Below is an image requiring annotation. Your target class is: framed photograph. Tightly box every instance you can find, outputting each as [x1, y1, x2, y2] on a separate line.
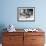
[17, 7, 35, 22]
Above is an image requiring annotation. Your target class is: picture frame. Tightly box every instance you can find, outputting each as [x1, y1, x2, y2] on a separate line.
[17, 7, 35, 22]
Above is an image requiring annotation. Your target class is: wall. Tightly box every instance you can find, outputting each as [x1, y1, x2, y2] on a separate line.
[0, 0, 46, 44]
[0, 0, 46, 30]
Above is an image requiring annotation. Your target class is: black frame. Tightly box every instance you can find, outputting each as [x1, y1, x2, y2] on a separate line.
[17, 7, 35, 22]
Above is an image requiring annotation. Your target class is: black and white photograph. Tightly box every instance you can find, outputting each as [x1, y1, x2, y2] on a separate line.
[17, 7, 35, 21]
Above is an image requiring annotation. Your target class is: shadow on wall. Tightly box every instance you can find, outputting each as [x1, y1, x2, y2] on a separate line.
[0, 24, 7, 43]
